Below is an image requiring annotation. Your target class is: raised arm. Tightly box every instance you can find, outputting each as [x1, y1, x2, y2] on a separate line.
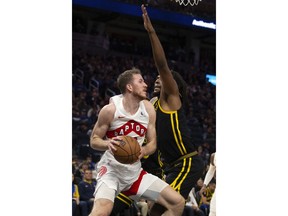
[141, 4, 180, 106]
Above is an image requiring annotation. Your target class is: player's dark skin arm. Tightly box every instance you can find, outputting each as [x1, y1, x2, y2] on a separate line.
[142, 4, 181, 111]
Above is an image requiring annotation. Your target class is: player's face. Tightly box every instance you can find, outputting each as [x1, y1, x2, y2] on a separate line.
[131, 74, 148, 99]
[153, 75, 162, 94]
[197, 178, 203, 187]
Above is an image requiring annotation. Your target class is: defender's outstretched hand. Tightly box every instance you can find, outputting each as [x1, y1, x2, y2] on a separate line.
[141, 4, 155, 33]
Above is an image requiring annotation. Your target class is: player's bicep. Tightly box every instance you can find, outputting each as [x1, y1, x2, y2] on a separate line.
[161, 71, 179, 95]
[91, 105, 114, 139]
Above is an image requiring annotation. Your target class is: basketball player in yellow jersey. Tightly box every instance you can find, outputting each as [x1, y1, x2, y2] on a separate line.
[142, 4, 205, 214]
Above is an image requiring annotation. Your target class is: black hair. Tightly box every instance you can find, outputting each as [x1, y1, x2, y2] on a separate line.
[171, 70, 188, 107]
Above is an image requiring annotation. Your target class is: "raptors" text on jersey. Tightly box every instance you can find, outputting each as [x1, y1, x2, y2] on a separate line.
[106, 120, 147, 138]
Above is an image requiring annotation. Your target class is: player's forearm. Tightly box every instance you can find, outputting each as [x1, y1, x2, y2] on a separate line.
[148, 31, 170, 73]
[142, 141, 156, 156]
[203, 164, 216, 186]
[90, 134, 109, 151]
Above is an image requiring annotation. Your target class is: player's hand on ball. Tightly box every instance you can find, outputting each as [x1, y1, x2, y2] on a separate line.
[107, 136, 123, 152]
[138, 147, 147, 160]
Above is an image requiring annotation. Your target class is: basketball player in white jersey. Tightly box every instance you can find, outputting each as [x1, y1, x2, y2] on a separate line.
[89, 68, 185, 216]
[200, 152, 216, 216]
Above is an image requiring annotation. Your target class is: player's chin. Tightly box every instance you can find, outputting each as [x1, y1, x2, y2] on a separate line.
[154, 87, 160, 93]
[140, 91, 148, 99]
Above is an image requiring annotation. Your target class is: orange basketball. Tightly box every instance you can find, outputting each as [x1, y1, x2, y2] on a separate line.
[112, 135, 141, 164]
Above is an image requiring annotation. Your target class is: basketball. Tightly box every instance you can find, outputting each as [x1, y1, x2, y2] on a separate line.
[112, 135, 141, 164]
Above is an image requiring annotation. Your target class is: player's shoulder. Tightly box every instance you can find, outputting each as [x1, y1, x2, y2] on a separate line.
[99, 101, 116, 115]
[150, 96, 158, 105]
[142, 99, 155, 110]
[142, 99, 156, 118]
[109, 94, 123, 104]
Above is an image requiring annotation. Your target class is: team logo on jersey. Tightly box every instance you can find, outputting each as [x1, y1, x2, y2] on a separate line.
[139, 112, 147, 118]
[106, 120, 147, 137]
[98, 165, 107, 177]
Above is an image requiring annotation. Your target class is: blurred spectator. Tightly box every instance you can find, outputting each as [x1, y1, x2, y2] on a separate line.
[197, 145, 210, 166]
[78, 169, 97, 216]
[198, 181, 216, 216]
[84, 155, 96, 170]
[194, 178, 204, 194]
[136, 199, 148, 216]
[72, 155, 81, 175]
[74, 161, 90, 183]
[73, 174, 88, 216]
[185, 186, 205, 216]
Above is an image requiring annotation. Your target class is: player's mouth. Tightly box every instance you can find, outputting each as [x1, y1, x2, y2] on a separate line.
[154, 84, 161, 91]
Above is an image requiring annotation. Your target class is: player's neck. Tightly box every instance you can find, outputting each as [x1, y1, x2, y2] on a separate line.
[122, 96, 140, 115]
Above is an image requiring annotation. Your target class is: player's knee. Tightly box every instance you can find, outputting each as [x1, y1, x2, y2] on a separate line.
[165, 191, 185, 213]
[167, 194, 185, 215]
[162, 187, 185, 208]
[174, 195, 185, 209]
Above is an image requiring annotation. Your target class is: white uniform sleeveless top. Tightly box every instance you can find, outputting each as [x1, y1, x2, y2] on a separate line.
[96, 95, 149, 192]
[106, 94, 148, 144]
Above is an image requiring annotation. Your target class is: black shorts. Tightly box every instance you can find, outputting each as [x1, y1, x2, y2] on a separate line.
[164, 155, 205, 199]
[111, 193, 133, 216]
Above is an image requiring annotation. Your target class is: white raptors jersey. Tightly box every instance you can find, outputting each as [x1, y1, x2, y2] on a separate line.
[96, 95, 149, 193]
[106, 94, 148, 144]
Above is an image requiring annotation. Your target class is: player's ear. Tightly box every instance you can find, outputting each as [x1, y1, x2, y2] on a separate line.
[127, 84, 133, 92]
